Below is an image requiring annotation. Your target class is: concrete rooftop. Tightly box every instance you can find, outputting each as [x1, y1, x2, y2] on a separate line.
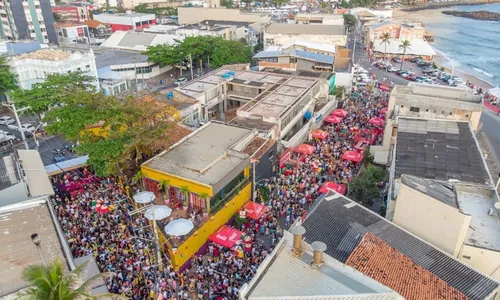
[144, 122, 252, 188]
[0, 201, 68, 296]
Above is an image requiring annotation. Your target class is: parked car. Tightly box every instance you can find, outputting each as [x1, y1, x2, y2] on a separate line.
[392, 57, 402, 63]
[53, 153, 66, 163]
[174, 78, 188, 86]
[387, 66, 398, 72]
[0, 116, 15, 125]
[9, 123, 35, 133]
[451, 76, 463, 83]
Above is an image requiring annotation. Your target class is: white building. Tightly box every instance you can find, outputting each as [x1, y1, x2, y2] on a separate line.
[100, 31, 181, 52]
[264, 23, 347, 49]
[8, 49, 99, 90]
[55, 23, 91, 45]
[93, 12, 156, 32]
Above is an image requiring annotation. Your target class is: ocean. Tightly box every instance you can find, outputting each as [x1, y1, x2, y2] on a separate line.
[425, 3, 500, 88]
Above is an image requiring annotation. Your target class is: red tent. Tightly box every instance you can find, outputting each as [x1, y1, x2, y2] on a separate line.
[209, 225, 244, 248]
[294, 144, 315, 155]
[342, 150, 363, 163]
[380, 107, 388, 115]
[368, 117, 385, 127]
[244, 201, 269, 220]
[332, 109, 348, 117]
[319, 182, 347, 194]
[311, 129, 328, 140]
[324, 115, 343, 124]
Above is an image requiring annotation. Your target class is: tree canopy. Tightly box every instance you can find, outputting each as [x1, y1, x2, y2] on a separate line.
[0, 56, 17, 96]
[343, 14, 357, 30]
[348, 165, 386, 207]
[11, 73, 174, 177]
[144, 36, 252, 71]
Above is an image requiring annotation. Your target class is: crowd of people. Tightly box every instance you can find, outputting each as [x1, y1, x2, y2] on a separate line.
[50, 87, 388, 299]
[259, 88, 388, 226]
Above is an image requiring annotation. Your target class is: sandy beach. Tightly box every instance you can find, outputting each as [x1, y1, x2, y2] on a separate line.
[392, 8, 494, 90]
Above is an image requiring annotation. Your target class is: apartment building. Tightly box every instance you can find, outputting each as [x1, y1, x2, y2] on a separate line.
[0, 0, 57, 43]
[52, 5, 89, 23]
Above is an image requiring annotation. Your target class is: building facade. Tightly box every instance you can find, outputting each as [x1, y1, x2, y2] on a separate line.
[55, 23, 90, 44]
[93, 12, 156, 32]
[0, 0, 57, 44]
[84, 20, 112, 40]
[8, 48, 98, 90]
[264, 23, 347, 49]
[294, 13, 344, 25]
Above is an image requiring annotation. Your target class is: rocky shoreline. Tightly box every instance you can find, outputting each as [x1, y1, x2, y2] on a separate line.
[402, 0, 500, 11]
[442, 10, 500, 20]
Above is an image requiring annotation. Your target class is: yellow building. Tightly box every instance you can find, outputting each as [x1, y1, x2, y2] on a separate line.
[141, 121, 257, 269]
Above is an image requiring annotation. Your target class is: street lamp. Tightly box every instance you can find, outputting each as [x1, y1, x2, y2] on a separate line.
[31, 233, 46, 266]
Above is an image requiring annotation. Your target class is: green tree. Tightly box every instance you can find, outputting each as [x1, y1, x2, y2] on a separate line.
[11, 72, 96, 113]
[339, 0, 352, 8]
[398, 40, 411, 69]
[380, 32, 391, 71]
[133, 170, 144, 189]
[0, 56, 17, 96]
[253, 42, 263, 53]
[16, 259, 117, 300]
[348, 176, 379, 207]
[210, 38, 252, 68]
[272, 0, 289, 6]
[343, 14, 357, 31]
[221, 0, 235, 7]
[363, 165, 386, 182]
[143, 43, 185, 77]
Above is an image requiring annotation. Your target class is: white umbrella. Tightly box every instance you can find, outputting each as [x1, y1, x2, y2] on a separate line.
[164, 219, 194, 237]
[133, 191, 156, 204]
[144, 205, 172, 220]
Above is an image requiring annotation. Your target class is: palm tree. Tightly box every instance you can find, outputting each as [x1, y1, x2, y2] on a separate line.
[180, 185, 190, 207]
[17, 259, 118, 300]
[380, 33, 391, 71]
[199, 192, 209, 213]
[398, 40, 412, 70]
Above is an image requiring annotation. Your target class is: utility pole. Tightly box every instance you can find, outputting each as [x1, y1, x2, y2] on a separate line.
[189, 54, 194, 81]
[133, 58, 138, 91]
[252, 161, 256, 200]
[4, 98, 29, 150]
[352, 35, 356, 64]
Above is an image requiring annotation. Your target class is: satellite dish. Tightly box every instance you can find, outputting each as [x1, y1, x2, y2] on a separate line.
[494, 202, 500, 210]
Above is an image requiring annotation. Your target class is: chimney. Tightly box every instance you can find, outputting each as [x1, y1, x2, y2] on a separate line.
[290, 225, 306, 256]
[311, 241, 327, 268]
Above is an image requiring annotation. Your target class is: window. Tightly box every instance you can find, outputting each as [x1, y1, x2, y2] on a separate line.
[449, 112, 452, 115]
[400, 105, 404, 108]
[409, 107, 420, 113]
[425, 109, 429, 112]
[465, 114, 469, 118]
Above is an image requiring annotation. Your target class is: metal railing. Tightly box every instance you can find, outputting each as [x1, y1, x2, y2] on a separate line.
[210, 177, 251, 215]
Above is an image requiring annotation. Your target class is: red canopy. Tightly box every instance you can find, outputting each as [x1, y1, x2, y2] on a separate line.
[294, 144, 315, 155]
[342, 150, 363, 163]
[244, 201, 269, 220]
[324, 115, 343, 124]
[311, 129, 328, 140]
[209, 225, 244, 248]
[332, 109, 348, 117]
[368, 117, 385, 127]
[319, 182, 347, 195]
[380, 107, 388, 115]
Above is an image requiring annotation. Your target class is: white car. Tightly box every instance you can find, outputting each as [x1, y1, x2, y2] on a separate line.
[9, 123, 35, 133]
[0, 116, 15, 125]
[174, 78, 188, 86]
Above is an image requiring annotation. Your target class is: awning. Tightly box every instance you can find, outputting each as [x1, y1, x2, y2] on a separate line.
[209, 225, 244, 248]
[342, 151, 363, 163]
[311, 129, 328, 140]
[45, 155, 89, 176]
[244, 201, 269, 220]
[324, 115, 343, 124]
[18, 150, 54, 196]
[294, 144, 315, 155]
[332, 109, 348, 117]
[319, 182, 347, 194]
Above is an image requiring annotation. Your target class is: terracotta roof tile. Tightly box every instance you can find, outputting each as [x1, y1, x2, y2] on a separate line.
[84, 19, 108, 29]
[346, 233, 469, 300]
